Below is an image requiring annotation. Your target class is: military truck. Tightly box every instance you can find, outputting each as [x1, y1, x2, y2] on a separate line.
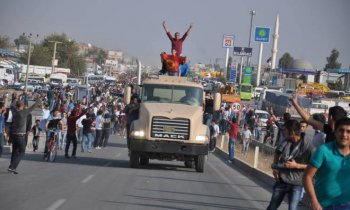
[125, 75, 220, 172]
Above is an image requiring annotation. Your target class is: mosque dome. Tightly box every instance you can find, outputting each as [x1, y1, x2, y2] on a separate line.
[291, 59, 314, 70]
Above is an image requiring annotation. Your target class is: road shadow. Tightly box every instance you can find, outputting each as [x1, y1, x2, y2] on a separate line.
[106, 142, 127, 148]
[123, 194, 264, 210]
[3, 153, 130, 169]
[135, 188, 269, 203]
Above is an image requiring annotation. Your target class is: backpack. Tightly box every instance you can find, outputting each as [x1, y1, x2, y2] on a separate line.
[226, 123, 232, 134]
[209, 125, 215, 137]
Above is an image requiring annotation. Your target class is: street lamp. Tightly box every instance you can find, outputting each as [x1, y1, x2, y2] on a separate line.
[49, 41, 62, 74]
[23, 33, 39, 93]
[247, 10, 256, 66]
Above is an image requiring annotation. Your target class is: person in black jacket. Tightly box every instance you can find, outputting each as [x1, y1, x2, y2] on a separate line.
[8, 96, 42, 174]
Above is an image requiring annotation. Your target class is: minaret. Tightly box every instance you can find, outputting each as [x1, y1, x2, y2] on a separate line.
[271, 14, 280, 70]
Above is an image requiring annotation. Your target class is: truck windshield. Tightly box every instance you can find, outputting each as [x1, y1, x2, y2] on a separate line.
[142, 84, 203, 106]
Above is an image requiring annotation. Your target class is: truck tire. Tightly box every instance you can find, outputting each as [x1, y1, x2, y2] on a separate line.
[195, 155, 205, 172]
[130, 151, 140, 168]
[184, 160, 194, 168]
[140, 156, 149, 165]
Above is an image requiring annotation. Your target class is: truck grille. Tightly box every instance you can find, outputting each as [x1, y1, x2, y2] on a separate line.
[151, 116, 190, 140]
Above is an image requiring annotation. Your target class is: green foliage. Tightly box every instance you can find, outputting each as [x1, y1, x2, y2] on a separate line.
[333, 79, 344, 91]
[14, 35, 30, 48]
[324, 49, 341, 70]
[0, 35, 11, 48]
[278, 52, 294, 69]
[87, 48, 107, 66]
[31, 44, 51, 66]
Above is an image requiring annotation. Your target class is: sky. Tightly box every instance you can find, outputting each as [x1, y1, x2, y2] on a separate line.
[1, 0, 349, 69]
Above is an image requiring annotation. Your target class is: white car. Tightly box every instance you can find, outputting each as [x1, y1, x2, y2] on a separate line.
[254, 110, 271, 127]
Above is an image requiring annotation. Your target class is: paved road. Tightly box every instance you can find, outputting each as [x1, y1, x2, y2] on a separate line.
[0, 130, 294, 210]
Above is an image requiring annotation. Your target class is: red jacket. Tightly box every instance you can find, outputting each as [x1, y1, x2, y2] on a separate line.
[160, 53, 186, 72]
[227, 121, 239, 139]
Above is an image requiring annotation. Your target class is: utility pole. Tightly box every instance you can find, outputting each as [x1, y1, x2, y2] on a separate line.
[247, 10, 256, 66]
[49, 41, 63, 74]
[24, 33, 39, 93]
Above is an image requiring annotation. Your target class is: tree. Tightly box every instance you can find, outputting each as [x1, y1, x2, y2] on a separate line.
[333, 77, 344, 91]
[278, 52, 294, 69]
[0, 35, 11, 48]
[14, 35, 30, 48]
[324, 49, 341, 70]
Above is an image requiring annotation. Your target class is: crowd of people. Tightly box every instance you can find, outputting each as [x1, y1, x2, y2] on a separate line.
[204, 91, 349, 209]
[0, 81, 134, 174]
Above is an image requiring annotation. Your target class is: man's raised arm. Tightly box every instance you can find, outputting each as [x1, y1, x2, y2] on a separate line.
[291, 94, 324, 131]
[182, 23, 193, 40]
[162, 21, 169, 33]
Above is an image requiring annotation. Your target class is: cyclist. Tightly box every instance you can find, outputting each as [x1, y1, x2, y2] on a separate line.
[44, 110, 63, 159]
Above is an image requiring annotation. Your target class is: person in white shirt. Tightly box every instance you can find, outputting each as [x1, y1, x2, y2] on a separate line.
[94, 110, 104, 149]
[241, 124, 252, 156]
[209, 120, 220, 152]
[76, 114, 86, 143]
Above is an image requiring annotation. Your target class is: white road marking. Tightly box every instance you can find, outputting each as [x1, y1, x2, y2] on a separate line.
[81, 174, 95, 183]
[46, 199, 66, 210]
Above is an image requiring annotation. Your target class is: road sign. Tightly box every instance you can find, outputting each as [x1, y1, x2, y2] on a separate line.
[229, 67, 236, 82]
[255, 27, 270, 42]
[231, 102, 242, 113]
[233, 47, 252, 56]
[222, 35, 234, 48]
[244, 66, 252, 75]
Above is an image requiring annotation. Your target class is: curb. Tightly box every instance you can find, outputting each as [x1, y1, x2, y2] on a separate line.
[214, 146, 275, 187]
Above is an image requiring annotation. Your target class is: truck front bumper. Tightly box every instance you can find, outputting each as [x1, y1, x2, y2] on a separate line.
[130, 139, 208, 156]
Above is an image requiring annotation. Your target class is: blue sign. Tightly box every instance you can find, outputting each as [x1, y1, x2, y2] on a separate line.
[255, 27, 270, 43]
[233, 47, 252, 57]
[229, 68, 236, 82]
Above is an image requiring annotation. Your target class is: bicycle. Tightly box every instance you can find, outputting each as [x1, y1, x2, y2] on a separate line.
[45, 129, 59, 162]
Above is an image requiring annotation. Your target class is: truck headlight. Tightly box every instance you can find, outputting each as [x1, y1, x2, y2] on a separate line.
[195, 135, 208, 142]
[132, 130, 145, 138]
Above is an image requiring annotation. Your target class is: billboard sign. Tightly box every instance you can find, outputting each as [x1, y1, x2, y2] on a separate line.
[222, 35, 234, 48]
[233, 47, 252, 57]
[255, 27, 270, 43]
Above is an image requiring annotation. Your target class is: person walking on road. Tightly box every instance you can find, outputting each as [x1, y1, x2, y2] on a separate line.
[8, 96, 42, 174]
[100, 112, 111, 148]
[303, 117, 350, 210]
[209, 120, 219, 152]
[241, 124, 252, 156]
[226, 117, 239, 163]
[267, 120, 313, 210]
[31, 119, 41, 152]
[94, 110, 104, 149]
[81, 113, 95, 153]
[0, 102, 5, 157]
[65, 108, 87, 159]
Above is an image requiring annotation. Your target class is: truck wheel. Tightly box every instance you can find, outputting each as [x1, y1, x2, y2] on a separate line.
[184, 160, 194, 168]
[130, 151, 140, 168]
[195, 155, 205, 172]
[140, 156, 149, 165]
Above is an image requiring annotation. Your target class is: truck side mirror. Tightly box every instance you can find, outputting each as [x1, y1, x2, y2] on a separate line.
[124, 86, 131, 105]
[213, 92, 221, 111]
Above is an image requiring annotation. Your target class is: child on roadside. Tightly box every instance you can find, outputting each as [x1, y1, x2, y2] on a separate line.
[209, 120, 219, 152]
[31, 119, 41, 152]
[241, 124, 252, 156]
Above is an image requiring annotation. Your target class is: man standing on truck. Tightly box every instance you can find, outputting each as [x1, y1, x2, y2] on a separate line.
[162, 21, 193, 56]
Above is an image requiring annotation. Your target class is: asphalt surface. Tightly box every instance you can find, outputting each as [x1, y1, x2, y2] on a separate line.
[0, 130, 296, 210]
[0, 101, 295, 210]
